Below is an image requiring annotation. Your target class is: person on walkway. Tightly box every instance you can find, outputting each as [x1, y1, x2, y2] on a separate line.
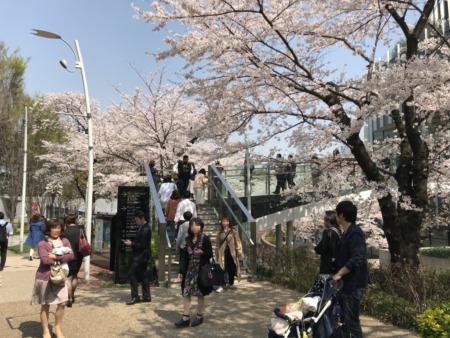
[174, 190, 197, 226]
[149, 159, 161, 188]
[30, 218, 74, 338]
[176, 211, 193, 293]
[188, 163, 197, 199]
[215, 217, 244, 292]
[273, 154, 288, 194]
[177, 155, 195, 196]
[287, 154, 297, 188]
[174, 217, 213, 328]
[193, 168, 208, 211]
[158, 175, 178, 210]
[25, 214, 45, 261]
[0, 211, 13, 271]
[243, 157, 255, 190]
[313, 210, 342, 277]
[311, 154, 321, 188]
[165, 190, 181, 243]
[332, 201, 369, 338]
[61, 214, 83, 307]
[124, 210, 152, 305]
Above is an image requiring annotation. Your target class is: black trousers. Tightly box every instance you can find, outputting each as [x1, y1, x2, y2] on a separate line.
[224, 246, 237, 286]
[274, 179, 287, 194]
[179, 178, 190, 195]
[0, 240, 8, 269]
[128, 261, 150, 300]
[179, 249, 189, 294]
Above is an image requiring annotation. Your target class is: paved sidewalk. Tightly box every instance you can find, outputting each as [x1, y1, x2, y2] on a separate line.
[0, 252, 419, 338]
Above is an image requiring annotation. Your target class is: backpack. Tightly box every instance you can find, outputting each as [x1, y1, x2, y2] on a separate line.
[0, 222, 9, 242]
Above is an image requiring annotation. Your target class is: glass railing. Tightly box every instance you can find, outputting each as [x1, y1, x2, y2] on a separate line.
[215, 161, 366, 199]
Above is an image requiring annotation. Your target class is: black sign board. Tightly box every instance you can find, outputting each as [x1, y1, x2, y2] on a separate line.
[114, 186, 150, 283]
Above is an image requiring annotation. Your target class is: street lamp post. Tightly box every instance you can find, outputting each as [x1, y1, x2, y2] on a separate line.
[32, 29, 94, 281]
[19, 106, 28, 253]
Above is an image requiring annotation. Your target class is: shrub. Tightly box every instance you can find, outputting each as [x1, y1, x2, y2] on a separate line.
[419, 247, 450, 259]
[417, 303, 450, 338]
[361, 283, 418, 330]
[256, 244, 319, 292]
[362, 264, 450, 330]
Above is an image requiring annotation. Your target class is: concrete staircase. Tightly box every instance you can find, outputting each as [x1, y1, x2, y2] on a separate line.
[161, 203, 220, 288]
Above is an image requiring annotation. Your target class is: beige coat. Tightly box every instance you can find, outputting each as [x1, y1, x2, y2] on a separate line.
[215, 228, 244, 282]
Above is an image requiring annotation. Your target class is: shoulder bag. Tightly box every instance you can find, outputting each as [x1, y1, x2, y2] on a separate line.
[198, 258, 225, 288]
[79, 228, 92, 257]
[50, 261, 67, 286]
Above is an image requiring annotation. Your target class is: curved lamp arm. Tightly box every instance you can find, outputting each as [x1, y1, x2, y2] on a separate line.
[31, 29, 78, 72]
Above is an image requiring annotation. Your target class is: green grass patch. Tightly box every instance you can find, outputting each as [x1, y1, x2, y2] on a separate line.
[8, 244, 32, 254]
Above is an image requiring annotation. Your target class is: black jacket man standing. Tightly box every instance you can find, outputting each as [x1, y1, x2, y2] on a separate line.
[124, 210, 152, 305]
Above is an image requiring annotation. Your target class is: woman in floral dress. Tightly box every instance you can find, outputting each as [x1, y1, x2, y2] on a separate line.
[174, 217, 212, 328]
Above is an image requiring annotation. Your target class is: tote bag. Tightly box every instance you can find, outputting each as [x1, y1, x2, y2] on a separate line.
[50, 262, 67, 286]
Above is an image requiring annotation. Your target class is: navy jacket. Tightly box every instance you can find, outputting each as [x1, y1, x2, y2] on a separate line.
[335, 223, 368, 291]
[131, 222, 152, 263]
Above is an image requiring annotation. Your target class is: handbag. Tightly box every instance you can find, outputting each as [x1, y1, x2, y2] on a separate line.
[198, 259, 225, 288]
[50, 261, 67, 286]
[79, 229, 92, 257]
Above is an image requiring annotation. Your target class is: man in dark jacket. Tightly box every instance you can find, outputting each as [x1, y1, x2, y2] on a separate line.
[124, 210, 152, 305]
[177, 155, 194, 196]
[332, 201, 368, 338]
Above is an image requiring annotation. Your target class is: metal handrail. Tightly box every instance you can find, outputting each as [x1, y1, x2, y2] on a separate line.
[143, 161, 171, 288]
[210, 165, 256, 224]
[208, 170, 255, 245]
[209, 164, 257, 281]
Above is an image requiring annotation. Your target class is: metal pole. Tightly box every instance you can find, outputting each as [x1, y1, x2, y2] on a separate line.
[19, 106, 28, 253]
[75, 40, 94, 281]
[245, 148, 251, 214]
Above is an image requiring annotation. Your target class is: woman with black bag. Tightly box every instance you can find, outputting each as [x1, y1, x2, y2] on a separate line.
[215, 217, 244, 292]
[174, 217, 212, 328]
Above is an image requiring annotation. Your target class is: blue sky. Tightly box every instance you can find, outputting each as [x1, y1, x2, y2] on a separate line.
[1, 0, 375, 157]
[1, 0, 171, 109]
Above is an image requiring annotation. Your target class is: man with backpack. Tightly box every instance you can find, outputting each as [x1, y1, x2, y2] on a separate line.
[0, 211, 14, 271]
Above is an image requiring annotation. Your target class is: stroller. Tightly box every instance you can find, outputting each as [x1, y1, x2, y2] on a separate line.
[268, 278, 343, 338]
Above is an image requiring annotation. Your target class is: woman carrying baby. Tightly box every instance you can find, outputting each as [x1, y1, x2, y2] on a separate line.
[31, 219, 74, 338]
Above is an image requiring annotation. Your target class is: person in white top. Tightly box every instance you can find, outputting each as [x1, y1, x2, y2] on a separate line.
[193, 168, 208, 211]
[174, 191, 197, 223]
[158, 175, 178, 210]
[0, 211, 13, 271]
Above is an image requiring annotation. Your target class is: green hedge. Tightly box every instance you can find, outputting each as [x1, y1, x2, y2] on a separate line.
[419, 247, 450, 259]
[256, 244, 319, 292]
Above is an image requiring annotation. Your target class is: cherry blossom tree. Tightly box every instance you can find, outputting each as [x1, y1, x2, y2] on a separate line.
[100, 67, 206, 171]
[36, 92, 101, 202]
[135, 0, 450, 265]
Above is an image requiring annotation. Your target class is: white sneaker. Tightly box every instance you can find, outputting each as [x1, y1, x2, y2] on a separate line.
[215, 286, 224, 293]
